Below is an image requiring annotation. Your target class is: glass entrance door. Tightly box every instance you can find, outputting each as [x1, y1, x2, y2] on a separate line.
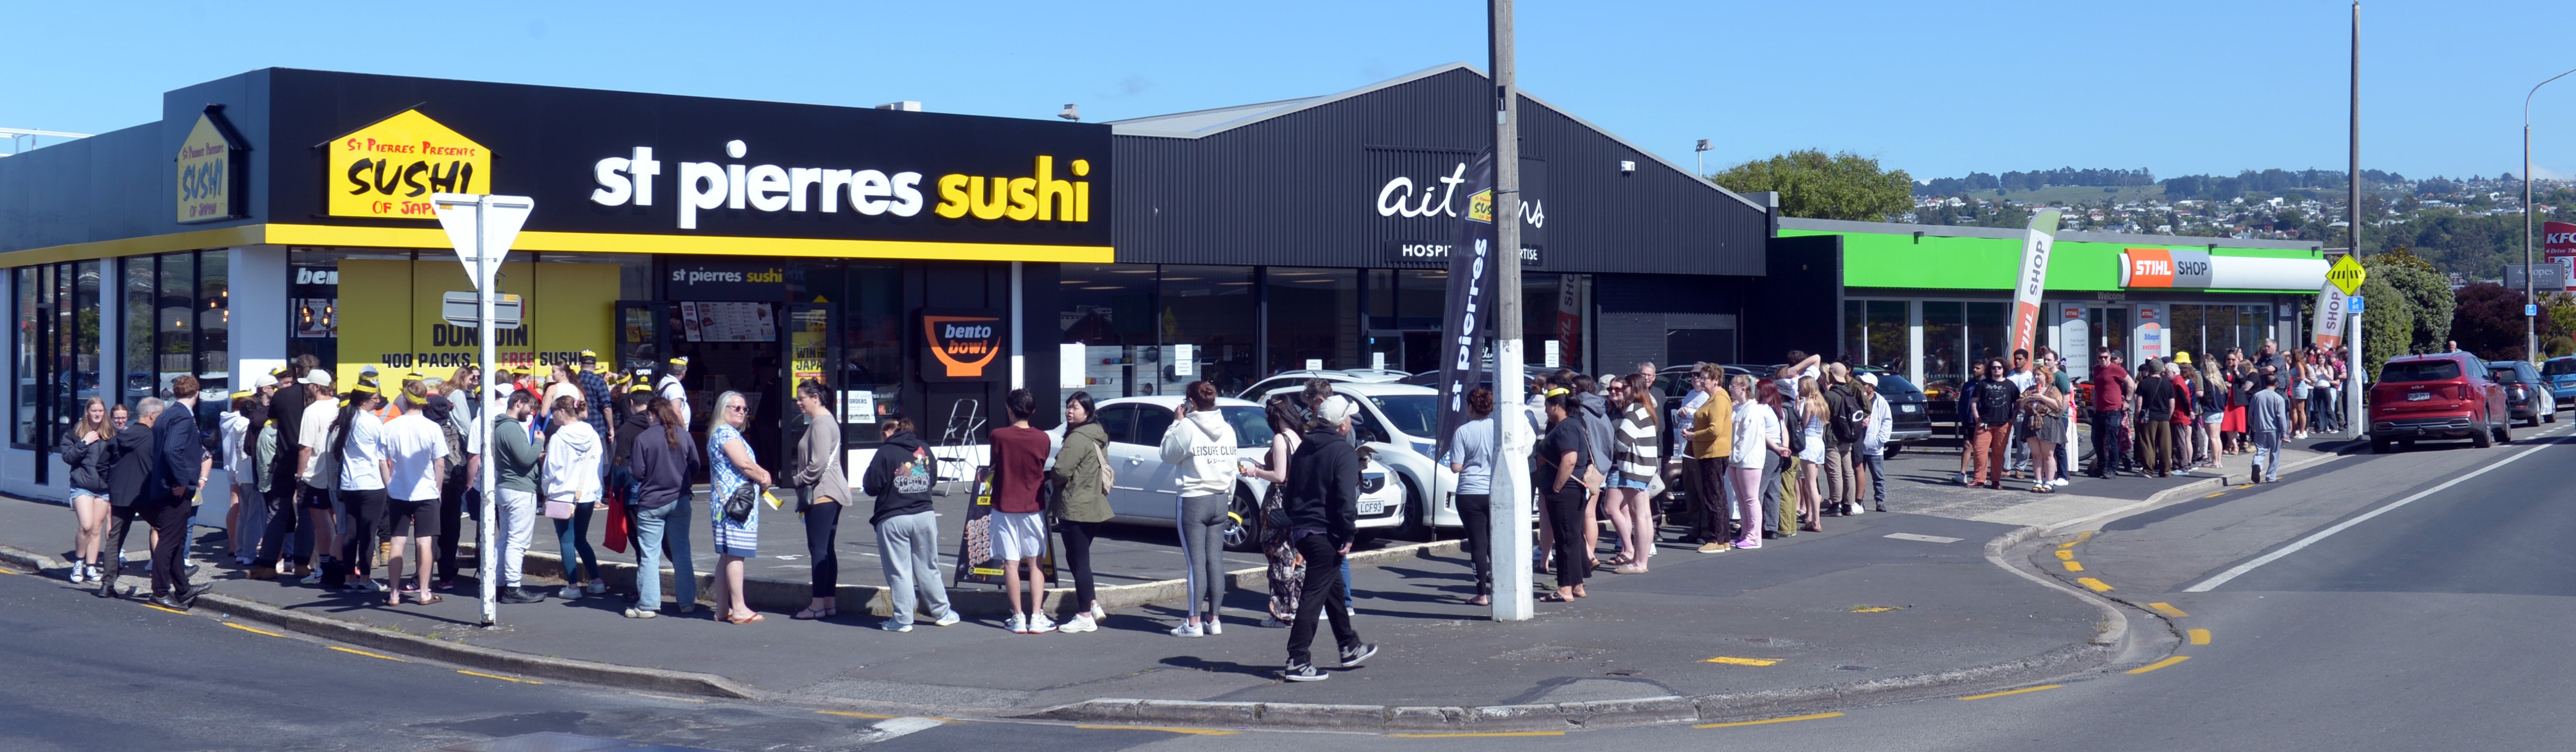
[615, 301, 671, 379]
[2085, 306, 2130, 365]
[781, 302, 840, 463]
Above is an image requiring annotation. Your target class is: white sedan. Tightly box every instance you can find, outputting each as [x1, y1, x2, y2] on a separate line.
[1092, 396, 1406, 550]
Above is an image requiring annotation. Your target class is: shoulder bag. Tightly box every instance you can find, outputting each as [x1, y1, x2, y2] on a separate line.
[721, 482, 759, 525]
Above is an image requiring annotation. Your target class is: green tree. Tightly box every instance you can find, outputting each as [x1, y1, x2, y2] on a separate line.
[2356, 274, 2414, 383]
[2364, 247, 2455, 355]
[1712, 149, 1914, 222]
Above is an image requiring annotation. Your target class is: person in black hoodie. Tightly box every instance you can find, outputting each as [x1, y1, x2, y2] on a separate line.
[97, 399, 161, 599]
[861, 417, 956, 632]
[1279, 394, 1379, 682]
[59, 397, 114, 585]
[623, 396, 700, 618]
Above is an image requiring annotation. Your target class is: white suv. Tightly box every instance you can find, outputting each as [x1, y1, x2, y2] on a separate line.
[1092, 395, 1405, 550]
[1255, 381, 1462, 538]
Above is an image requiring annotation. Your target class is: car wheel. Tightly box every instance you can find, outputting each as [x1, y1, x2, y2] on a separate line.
[1391, 476, 1430, 541]
[2548, 410, 2558, 424]
[2495, 421, 2513, 446]
[1221, 489, 1260, 553]
[2473, 419, 2494, 448]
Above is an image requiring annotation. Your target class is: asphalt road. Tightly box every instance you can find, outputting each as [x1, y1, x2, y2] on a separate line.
[14, 413, 2571, 751]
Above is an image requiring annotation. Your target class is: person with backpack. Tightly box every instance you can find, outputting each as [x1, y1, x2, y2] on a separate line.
[1161, 380, 1241, 637]
[1280, 394, 1379, 682]
[1050, 391, 1112, 634]
[1824, 364, 1866, 515]
[861, 415, 954, 631]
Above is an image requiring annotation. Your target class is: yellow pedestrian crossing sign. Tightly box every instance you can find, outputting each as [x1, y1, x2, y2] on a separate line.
[2326, 255, 2368, 296]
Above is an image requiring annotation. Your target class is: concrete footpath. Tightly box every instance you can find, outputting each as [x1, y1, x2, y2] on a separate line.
[0, 487, 2117, 732]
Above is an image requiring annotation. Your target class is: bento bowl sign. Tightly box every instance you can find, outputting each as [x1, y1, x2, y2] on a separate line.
[921, 311, 1007, 382]
[327, 109, 491, 219]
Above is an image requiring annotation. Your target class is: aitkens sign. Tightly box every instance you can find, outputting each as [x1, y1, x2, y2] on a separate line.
[921, 309, 1007, 382]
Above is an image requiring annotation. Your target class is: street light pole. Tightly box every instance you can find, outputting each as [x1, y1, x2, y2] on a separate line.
[2525, 67, 2576, 362]
[2346, 1, 2364, 437]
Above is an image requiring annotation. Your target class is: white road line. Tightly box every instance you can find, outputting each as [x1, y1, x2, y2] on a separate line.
[2183, 434, 2566, 592]
[869, 716, 945, 739]
[1884, 533, 1964, 544]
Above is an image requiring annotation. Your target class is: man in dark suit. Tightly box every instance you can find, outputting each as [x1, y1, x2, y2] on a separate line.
[148, 375, 214, 610]
[97, 399, 160, 599]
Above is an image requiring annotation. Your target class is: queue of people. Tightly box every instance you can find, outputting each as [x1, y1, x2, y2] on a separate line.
[2081, 338, 2332, 482]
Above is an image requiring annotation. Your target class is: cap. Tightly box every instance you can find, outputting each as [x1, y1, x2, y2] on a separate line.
[305, 370, 334, 388]
[1859, 372, 1879, 388]
[1317, 395, 1361, 426]
[250, 372, 279, 390]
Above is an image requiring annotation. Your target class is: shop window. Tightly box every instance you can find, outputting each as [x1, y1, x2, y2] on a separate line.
[68, 260, 102, 432]
[1157, 266, 1255, 395]
[1061, 263, 1161, 396]
[197, 249, 228, 393]
[2170, 304, 2204, 361]
[1922, 301, 1964, 390]
[156, 251, 194, 396]
[1965, 301, 2007, 368]
[2206, 304, 2238, 355]
[1520, 272, 1587, 372]
[123, 256, 153, 408]
[1843, 300, 1907, 372]
[13, 267, 38, 446]
[2239, 305, 2267, 354]
[1267, 268, 1360, 375]
[791, 262, 904, 444]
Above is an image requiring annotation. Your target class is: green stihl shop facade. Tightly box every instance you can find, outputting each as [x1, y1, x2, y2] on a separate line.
[1779, 217, 2329, 405]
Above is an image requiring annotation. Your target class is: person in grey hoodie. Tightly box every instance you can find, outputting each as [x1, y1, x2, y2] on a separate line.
[861, 416, 957, 632]
[1573, 374, 1614, 562]
[2247, 373, 2289, 484]
[1160, 380, 1241, 637]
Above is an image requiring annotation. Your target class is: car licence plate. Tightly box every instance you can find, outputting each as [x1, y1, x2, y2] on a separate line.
[1358, 497, 1386, 515]
[1900, 404, 1919, 413]
[2407, 392, 2430, 401]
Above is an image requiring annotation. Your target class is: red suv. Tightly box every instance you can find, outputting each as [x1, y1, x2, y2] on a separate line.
[2369, 352, 2511, 452]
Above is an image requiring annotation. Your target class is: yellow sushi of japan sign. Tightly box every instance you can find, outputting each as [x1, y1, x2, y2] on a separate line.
[327, 109, 491, 219]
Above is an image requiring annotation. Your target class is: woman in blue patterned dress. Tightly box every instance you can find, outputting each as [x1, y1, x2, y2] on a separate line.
[707, 390, 773, 624]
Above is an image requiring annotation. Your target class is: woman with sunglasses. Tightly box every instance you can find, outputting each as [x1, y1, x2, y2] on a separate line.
[708, 390, 772, 624]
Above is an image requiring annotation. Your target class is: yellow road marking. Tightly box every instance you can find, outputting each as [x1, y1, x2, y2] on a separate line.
[2053, 549, 2074, 560]
[2146, 602, 2189, 618]
[2062, 561, 2085, 572]
[1387, 731, 1563, 738]
[458, 670, 543, 684]
[143, 604, 187, 614]
[0, 566, 18, 574]
[2203, 492, 2227, 498]
[1080, 725, 1239, 736]
[1704, 656, 1782, 666]
[1850, 605, 1902, 613]
[2127, 656, 2191, 674]
[1695, 712, 1844, 729]
[329, 646, 406, 662]
[222, 622, 284, 637]
[1958, 684, 2063, 701]
[2188, 628, 2211, 645]
[2059, 531, 2093, 549]
[817, 710, 895, 719]
[2075, 577, 2113, 592]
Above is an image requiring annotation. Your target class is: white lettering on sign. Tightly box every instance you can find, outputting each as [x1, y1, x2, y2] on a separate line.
[1375, 162, 1545, 227]
[943, 323, 994, 339]
[595, 140, 930, 230]
[294, 269, 340, 285]
[668, 268, 783, 285]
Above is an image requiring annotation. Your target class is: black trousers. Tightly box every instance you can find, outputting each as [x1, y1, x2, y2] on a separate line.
[1284, 533, 1359, 667]
[1695, 457, 1731, 539]
[334, 488, 388, 586]
[252, 484, 298, 568]
[125, 499, 192, 598]
[1058, 519, 1100, 609]
[436, 470, 476, 581]
[2090, 409, 2126, 475]
[804, 500, 843, 598]
[1454, 494, 1492, 596]
[97, 503, 149, 588]
[1544, 484, 1589, 590]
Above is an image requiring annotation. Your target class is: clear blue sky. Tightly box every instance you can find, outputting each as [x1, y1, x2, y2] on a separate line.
[7, 1, 2574, 181]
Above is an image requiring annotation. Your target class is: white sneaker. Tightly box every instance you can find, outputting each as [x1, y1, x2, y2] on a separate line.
[2051, 478, 2070, 488]
[932, 612, 962, 627]
[1059, 614, 1097, 633]
[585, 581, 606, 595]
[67, 565, 86, 584]
[1090, 603, 1107, 621]
[1025, 614, 1058, 634]
[1204, 614, 1222, 635]
[557, 585, 583, 600]
[1007, 614, 1028, 634]
[1847, 503, 1866, 516]
[1170, 622, 1204, 638]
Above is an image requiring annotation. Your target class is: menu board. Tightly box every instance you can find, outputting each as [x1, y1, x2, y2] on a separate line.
[679, 301, 775, 342]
